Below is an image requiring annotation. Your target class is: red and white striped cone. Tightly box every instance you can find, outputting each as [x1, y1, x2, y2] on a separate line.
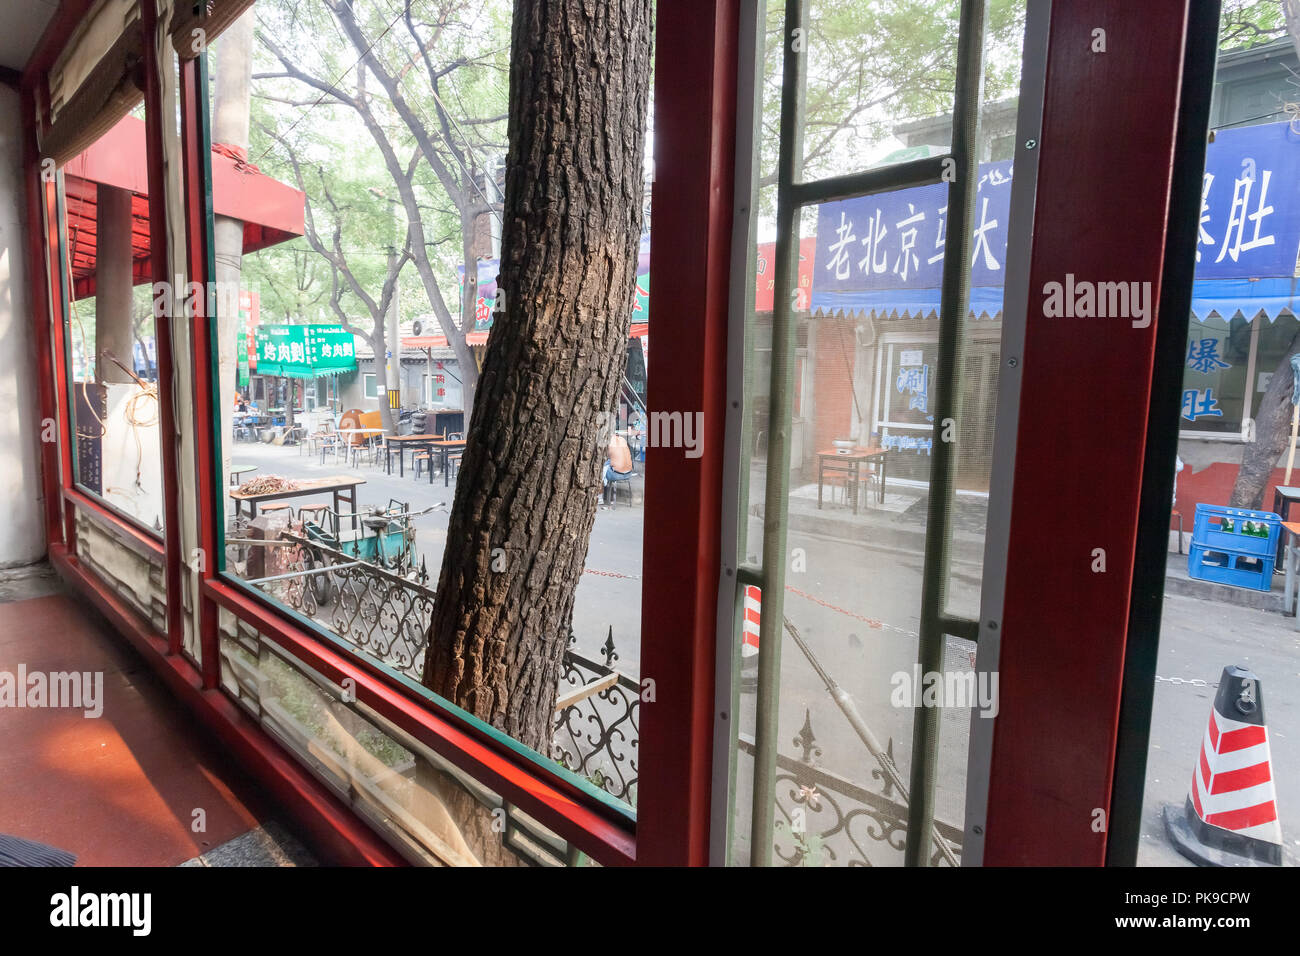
[1163, 665, 1282, 866]
[741, 585, 761, 659]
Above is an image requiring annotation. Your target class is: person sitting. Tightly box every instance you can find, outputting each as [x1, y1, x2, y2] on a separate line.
[602, 432, 634, 506]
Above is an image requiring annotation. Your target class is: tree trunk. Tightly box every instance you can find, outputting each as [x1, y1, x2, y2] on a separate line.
[458, 216, 481, 416]
[421, 0, 652, 754]
[1230, 326, 1300, 508]
[1284, 1, 1300, 61]
[213, 10, 254, 490]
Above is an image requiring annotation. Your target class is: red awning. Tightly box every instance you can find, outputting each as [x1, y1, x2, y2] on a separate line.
[61, 116, 305, 300]
[404, 323, 648, 351]
[403, 330, 490, 349]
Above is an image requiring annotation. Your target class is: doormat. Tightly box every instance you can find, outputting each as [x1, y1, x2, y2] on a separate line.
[0, 833, 77, 867]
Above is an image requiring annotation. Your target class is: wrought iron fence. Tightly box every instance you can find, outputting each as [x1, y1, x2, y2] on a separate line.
[737, 709, 963, 867]
[248, 532, 641, 806]
[554, 628, 640, 804]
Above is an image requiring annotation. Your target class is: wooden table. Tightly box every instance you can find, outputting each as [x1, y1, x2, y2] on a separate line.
[428, 408, 465, 436]
[817, 446, 887, 515]
[1272, 486, 1300, 571]
[230, 475, 365, 529]
[384, 433, 442, 477]
[427, 438, 467, 486]
[1282, 520, 1300, 627]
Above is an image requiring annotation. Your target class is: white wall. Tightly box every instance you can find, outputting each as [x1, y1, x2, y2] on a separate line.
[0, 84, 46, 567]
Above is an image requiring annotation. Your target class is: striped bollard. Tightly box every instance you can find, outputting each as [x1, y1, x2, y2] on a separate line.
[1163, 665, 1282, 866]
[741, 585, 761, 659]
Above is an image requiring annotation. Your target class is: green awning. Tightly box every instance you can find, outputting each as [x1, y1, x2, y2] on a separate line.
[254, 324, 357, 378]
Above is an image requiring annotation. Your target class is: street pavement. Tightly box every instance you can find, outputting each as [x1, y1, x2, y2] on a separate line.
[225, 439, 643, 670]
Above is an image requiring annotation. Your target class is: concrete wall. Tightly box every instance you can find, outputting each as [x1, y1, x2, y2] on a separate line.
[0, 84, 47, 568]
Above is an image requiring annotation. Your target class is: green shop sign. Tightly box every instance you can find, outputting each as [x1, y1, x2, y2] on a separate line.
[254, 325, 357, 378]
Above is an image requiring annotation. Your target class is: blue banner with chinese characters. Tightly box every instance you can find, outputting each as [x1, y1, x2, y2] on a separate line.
[810, 121, 1300, 317]
[812, 161, 1014, 314]
[1196, 120, 1300, 279]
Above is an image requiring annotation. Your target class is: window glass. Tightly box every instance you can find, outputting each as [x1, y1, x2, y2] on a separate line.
[205, 0, 648, 829]
[60, 112, 165, 532]
[728, 0, 1026, 867]
[1141, 10, 1300, 867]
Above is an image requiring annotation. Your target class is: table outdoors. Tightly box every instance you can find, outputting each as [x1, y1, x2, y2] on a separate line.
[384, 433, 442, 478]
[233, 413, 268, 441]
[1281, 520, 1300, 629]
[427, 408, 465, 436]
[1272, 485, 1300, 570]
[229, 464, 257, 486]
[426, 439, 467, 485]
[816, 446, 887, 515]
[229, 475, 365, 529]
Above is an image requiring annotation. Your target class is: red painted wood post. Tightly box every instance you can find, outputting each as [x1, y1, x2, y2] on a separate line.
[636, 0, 740, 865]
[982, 0, 1191, 865]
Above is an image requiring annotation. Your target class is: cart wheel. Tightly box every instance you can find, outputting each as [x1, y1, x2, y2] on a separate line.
[308, 550, 334, 605]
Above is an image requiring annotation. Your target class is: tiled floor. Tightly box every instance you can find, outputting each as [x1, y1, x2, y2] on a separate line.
[0, 565, 314, 866]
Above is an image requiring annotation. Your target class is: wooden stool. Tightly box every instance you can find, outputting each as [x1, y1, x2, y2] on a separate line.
[414, 451, 431, 479]
[259, 502, 294, 522]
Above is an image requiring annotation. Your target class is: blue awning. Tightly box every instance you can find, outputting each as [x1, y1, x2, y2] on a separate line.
[811, 285, 1004, 319]
[1191, 277, 1300, 322]
[813, 279, 1300, 323]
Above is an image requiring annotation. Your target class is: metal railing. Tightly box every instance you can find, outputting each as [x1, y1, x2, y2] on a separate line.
[247, 532, 641, 806]
[737, 710, 963, 867]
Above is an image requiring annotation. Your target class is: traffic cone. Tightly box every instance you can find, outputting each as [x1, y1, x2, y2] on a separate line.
[1163, 665, 1282, 866]
[741, 585, 761, 659]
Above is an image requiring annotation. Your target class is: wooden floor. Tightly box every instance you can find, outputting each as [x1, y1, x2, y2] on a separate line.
[0, 582, 297, 866]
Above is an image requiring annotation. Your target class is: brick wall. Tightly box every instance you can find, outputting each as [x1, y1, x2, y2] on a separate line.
[810, 315, 860, 476]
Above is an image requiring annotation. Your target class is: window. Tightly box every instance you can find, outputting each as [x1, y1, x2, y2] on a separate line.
[723, 0, 1028, 867]
[58, 110, 165, 534]
[197, 0, 650, 866]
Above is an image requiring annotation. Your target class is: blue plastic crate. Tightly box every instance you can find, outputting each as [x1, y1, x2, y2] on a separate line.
[1187, 544, 1275, 591]
[1191, 504, 1279, 556]
[1187, 504, 1281, 591]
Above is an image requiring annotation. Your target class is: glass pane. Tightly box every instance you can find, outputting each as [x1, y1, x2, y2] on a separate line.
[730, 0, 1027, 866]
[219, 620, 598, 865]
[61, 113, 165, 532]
[1141, 12, 1299, 867]
[207, 0, 647, 814]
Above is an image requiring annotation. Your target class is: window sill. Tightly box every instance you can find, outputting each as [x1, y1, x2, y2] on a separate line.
[203, 573, 638, 866]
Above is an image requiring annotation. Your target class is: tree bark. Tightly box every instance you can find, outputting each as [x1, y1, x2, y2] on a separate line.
[421, 0, 652, 754]
[213, 9, 255, 489]
[1230, 326, 1300, 508]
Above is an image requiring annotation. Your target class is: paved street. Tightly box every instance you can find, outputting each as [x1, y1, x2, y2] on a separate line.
[228, 438, 1297, 866]
[1139, 593, 1300, 866]
[225, 438, 644, 670]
